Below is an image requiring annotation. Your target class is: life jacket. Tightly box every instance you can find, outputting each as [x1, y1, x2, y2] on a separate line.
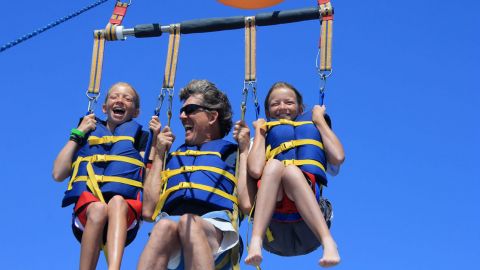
[62, 119, 145, 207]
[154, 139, 238, 216]
[265, 110, 328, 186]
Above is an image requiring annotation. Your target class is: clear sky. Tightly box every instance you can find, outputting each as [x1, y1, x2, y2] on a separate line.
[1, 0, 479, 269]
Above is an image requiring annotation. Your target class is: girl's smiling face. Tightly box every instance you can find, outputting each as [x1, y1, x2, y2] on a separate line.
[266, 87, 302, 120]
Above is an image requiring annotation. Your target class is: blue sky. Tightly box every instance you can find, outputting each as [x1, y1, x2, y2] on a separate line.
[1, 0, 479, 269]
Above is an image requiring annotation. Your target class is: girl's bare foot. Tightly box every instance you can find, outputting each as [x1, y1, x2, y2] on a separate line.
[245, 237, 263, 266]
[319, 236, 340, 267]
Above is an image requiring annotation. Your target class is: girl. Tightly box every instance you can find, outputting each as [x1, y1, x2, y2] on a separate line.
[244, 82, 344, 267]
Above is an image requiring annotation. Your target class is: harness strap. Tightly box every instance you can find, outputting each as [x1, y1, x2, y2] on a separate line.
[161, 166, 237, 185]
[88, 135, 134, 145]
[245, 16, 256, 82]
[170, 150, 221, 158]
[87, 31, 105, 96]
[109, 1, 129, 25]
[71, 154, 145, 171]
[264, 119, 312, 129]
[69, 175, 143, 190]
[266, 139, 324, 160]
[163, 24, 181, 89]
[152, 182, 238, 221]
[282, 159, 326, 173]
[318, 0, 333, 72]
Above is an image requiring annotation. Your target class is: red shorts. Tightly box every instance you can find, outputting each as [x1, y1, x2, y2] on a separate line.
[72, 191, 142, 245]
[257, 171, 319, 221]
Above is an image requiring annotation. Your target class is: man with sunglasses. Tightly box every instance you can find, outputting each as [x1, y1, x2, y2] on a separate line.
[138, 80, 251, 270]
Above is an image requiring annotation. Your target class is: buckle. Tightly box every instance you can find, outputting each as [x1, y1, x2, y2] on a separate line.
[282, 160, 295, 166]
[280, 141, 294, 151]
[182, 166, 194, 172]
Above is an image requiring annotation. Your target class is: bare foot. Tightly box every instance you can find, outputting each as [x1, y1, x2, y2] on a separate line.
[245, 237, 263, 266]
[319, 236, 340, 267]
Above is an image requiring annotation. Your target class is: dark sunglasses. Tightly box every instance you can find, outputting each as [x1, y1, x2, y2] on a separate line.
[180, 104, 212, 115]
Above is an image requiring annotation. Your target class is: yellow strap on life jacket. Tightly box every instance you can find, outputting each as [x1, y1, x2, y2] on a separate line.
[264, 119, 312, 129]
[88, 135, 135, 145]
[282, 159, 326, 173]
[266, 139, 324, 160]
[161, 166, 237, 185]
[170, 150, 221, 158]
[69, 155, 144, 190]
[152, 182, 238, 220]
[69, 175, 143, 190]
[71, 154, 145, 171]
[85, 161, 106, 203]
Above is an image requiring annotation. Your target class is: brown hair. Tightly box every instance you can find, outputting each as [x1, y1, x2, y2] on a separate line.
[104, 82, 140, 109]
[180, 80, 233, 137]
[264, 81, 304, 113]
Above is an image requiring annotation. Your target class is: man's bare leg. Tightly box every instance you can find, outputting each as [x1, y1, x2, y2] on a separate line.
[178, 214, 223, 270]
[137, 219, 181, 270]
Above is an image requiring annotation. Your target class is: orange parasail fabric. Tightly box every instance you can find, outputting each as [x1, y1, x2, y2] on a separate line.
[218, 0, 284, 9]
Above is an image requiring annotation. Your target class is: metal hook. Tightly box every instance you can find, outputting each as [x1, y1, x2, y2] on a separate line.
[85, 91, 100, 114]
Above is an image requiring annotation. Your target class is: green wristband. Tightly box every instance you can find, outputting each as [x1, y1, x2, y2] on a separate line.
[71, 128, 85, 138]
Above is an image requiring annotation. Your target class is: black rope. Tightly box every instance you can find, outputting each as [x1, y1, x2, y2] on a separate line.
[0, 0, 111, 53]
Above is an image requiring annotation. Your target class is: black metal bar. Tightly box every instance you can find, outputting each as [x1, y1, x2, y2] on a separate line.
[128, 6, 320, 38]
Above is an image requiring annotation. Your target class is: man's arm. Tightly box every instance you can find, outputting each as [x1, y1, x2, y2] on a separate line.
[142, 125, 174, 221]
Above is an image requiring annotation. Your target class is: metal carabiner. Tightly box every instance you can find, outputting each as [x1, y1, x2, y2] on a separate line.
[85, 91, 100, 114]
[118, 0, 132, 6]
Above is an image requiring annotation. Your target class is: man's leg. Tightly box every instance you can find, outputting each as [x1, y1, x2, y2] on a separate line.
[178, 214, 223, 270]
[137, 219, 181, 270]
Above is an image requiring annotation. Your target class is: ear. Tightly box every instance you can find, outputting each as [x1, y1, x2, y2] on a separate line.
[133, 108, 140, 118]
[102, 103, 107, 114]
[208, 110, 219, 125]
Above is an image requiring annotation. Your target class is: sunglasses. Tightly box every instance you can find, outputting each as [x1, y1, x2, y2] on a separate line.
[180, 104, 212, 115]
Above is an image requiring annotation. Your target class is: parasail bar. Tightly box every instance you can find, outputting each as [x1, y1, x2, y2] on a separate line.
[118, 6, 329, 39]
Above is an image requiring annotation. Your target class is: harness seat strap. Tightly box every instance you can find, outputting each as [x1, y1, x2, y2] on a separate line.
[152, 182, 238, 220]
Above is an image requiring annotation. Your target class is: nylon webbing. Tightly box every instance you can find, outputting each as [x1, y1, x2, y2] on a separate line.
[318, 0, 333, 72]
[245, 16, 256, 82]
[87, 31, 105, 97]
[109, 1, 129, 25]
[163, 24, 181, 90]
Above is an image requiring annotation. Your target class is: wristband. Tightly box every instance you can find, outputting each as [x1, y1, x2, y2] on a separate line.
[69, 133, 84, 145]
[71, 128, 85, 138]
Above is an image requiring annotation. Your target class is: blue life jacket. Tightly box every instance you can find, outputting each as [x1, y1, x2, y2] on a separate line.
[265, 110, 328, 186]
[157, 139, 238, 214]
[62, 119, 144, 207]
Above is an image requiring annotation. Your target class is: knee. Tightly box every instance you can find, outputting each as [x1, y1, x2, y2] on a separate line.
[178, 214, 202, 238]
[262, 159, 284, 181]
[283, 164, 302, 180]
[86, 202, 108, 225]
[151, 219, 178, 240]
[107, 195, 128, 215]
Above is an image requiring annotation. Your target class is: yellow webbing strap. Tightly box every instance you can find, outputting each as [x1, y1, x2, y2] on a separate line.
[319, 0, 334, 71]
[87, 31, 106, 95]
[266, 139, 325, 160]
[87, 135, 134, 145]
[152, 182, 238, 221]
[264, 119, 312, 129]
[68, 154, 144, 190]
[161, 166, 237, 185]
[71, 155, 145, 172]
[245, 16, 256, 82]
[170, 150, 221, 158]
[69, 175, 143, 190]
[163, 24, 181, 89]
[282, 159, 326, 173]
[85, 161, 106, 203]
